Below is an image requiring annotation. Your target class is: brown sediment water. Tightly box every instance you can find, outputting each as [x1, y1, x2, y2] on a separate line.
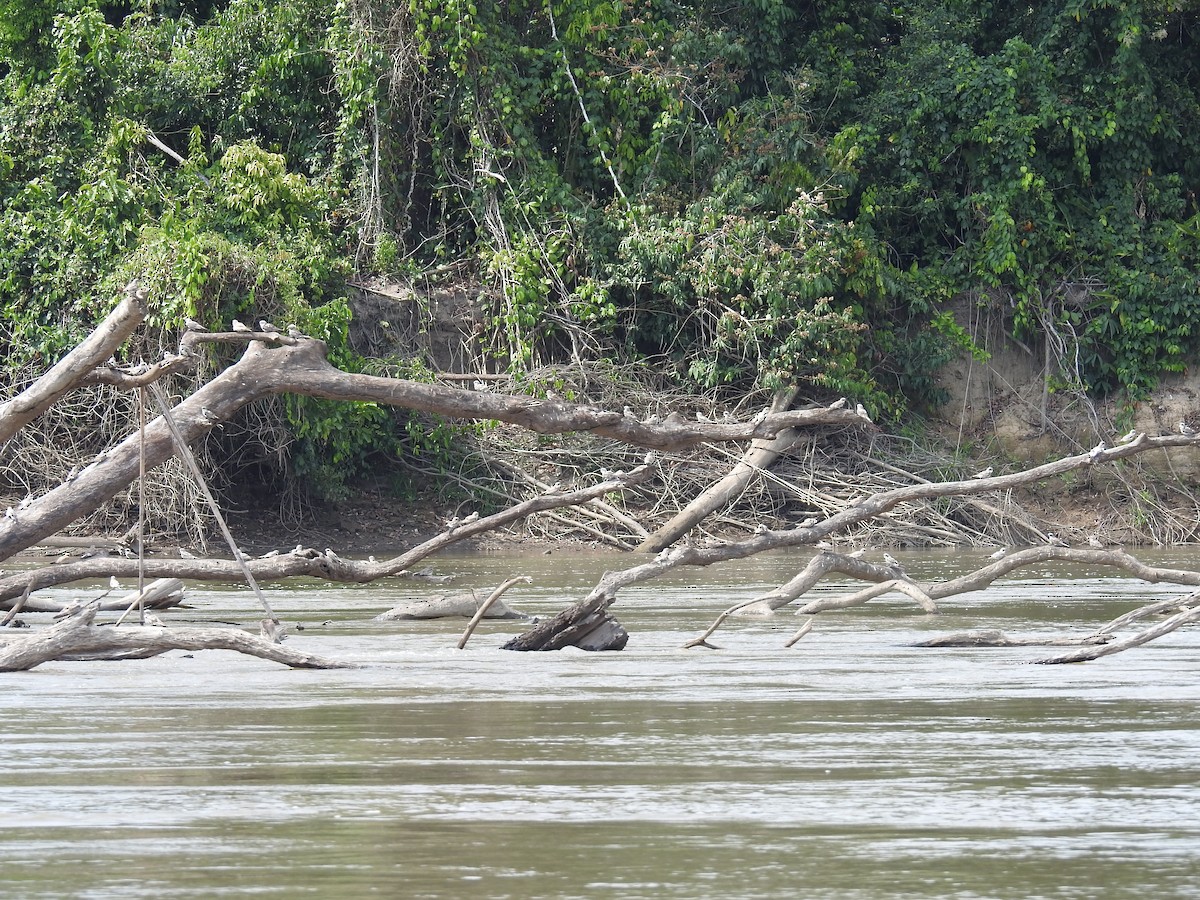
[2, 547, 1199, 898]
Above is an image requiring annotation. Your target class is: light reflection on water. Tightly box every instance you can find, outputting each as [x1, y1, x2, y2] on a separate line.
[2, 547, 1200, 898]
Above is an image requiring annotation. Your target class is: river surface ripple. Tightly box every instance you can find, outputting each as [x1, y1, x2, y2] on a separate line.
[2, 548, 1199, 898]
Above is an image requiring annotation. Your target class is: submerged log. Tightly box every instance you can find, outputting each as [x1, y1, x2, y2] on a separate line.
[502, 592, 628, 651]
[0, 602, 355, 670]
[376, 588, 528, 620]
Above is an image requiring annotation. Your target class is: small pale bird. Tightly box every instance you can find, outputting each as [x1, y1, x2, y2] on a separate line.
[848, 548, 867, 559]
[1088, 535, 1104, 549]
[259, 320, 279, 333]
[1119, 429, 1138, 443]
[287, 324, 302, 338]
[231, 319, 251, 333]
[883, 552, 902, 568]
[460, 512, 480, 525]
[815, 541, 834, 551]
[989, 548, 1007, 560]
[754, 524, 769, 535]
[855, 403, 871, 421]
[184, 317, 205, 331]
[972, 466, 994, 479]
[109, 576, 120, 590]
[1047, 533, 1067, 547]
[1089, 441, 1107, 460]
[799, 517, 818, 528]
[179, 548, 196, 559]
[1180, 421, 1196, 436]
[828, 397, 847, 410]
[4, 506, 15, 521]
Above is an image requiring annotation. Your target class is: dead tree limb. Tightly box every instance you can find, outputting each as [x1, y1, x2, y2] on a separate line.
[458, 576, 533, 649]
[636, 388, 801, 553]
[0, 602, 354, 670]
[1035, 590, 1200, 663]
[0, 281, 147, 444]
[0, 467, 656, 610]
[0, 335, 860, 562]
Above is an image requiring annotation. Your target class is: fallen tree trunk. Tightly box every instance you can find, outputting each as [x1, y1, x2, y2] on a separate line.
[0, 282, 147, 445]
[636, 388, 801, 552]
[0, 602, 355, 670]
[501, 591, 628, 651]
[0, 334, 861, 562]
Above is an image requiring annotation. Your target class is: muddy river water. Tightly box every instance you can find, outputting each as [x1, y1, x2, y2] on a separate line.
[3, 547, 1200, 898]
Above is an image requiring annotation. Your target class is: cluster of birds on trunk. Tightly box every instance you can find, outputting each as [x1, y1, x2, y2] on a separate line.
[185, 318, 304, 340]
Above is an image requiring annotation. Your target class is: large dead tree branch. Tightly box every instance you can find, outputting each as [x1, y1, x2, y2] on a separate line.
[0, 602, 354, 670]
[0, 466, 656, 609]
[0, 282, 147, 444]
[0, 336, 859, 562]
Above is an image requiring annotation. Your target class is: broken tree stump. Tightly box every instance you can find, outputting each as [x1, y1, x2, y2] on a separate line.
[502, 593, 628, 651]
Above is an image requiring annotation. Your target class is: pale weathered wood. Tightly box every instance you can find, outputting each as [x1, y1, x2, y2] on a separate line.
[0, 468, 656, 608]
[0, 602, 354, 670]
[636, 388, 801, 553]
[0, 282, 147, 444]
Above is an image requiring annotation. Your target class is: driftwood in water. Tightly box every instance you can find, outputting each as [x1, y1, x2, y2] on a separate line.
[913, 630, 1111, 648]
[378, 586, 528, 620]
[501, 590, 628, 651]
[0, 602, 355, 670]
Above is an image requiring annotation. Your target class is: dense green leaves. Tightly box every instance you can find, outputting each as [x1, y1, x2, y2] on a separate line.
[3, 0, 1200, 497]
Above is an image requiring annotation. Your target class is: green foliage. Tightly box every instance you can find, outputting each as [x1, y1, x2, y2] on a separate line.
[5, 0, 1200, 508]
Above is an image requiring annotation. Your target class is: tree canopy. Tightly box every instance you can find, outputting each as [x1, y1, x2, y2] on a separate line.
[3, 0, 1198, 492]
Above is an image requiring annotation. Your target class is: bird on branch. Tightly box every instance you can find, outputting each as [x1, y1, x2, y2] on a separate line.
[988, 548, 1007, 560]
[231, 319, 252, 333]
[1047, 533, 1068, 547]
[855, 403, 871, 422]
[1118, 429, 1138, 443]
[1180, 421, 1196, 436]
[184, 317, 205, 332]
[1087, 535, 1104, 549]
[1089, 441, 1107, 460]
[828, 397, 847, 410]
[972, 466, 994, 479]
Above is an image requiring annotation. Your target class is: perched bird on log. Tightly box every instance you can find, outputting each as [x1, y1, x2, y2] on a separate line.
[989, 547, 1007, 560]
[1087, 535, 1104, 549]
[199, 408, 220, 426]
[460, 512, 480, 526]
[4, 506, 16, 521]
[1089, 441, 1107, 460]
[883, 552, 902, 569]
[799, 517, 818, 528]
[287, 324, 302, 338]
[1180, 421, 1196, 436]
[543, 482, 562, 494]
[1047, 533, 1068, 547]
[109, 575, 120, 590]
[848, 548, 866, 559]
[754, 524, 769, 535]
[623, 406, 636, 419]
[65, 465, 80, 482]
[1119, 429, 1138, 443]
[179, 548, 196, 559]
[231, 319, 251, 333]
[972, 466, 994, 479]
[828, 397, 847, 410]
[445, 516, 461, 531]
[855, 403, 871, 422]
[259, 549, 280, 558]
[259, 320, 279, 333]
[815, 541, 834, 551]
[184, 317, 205, 332]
